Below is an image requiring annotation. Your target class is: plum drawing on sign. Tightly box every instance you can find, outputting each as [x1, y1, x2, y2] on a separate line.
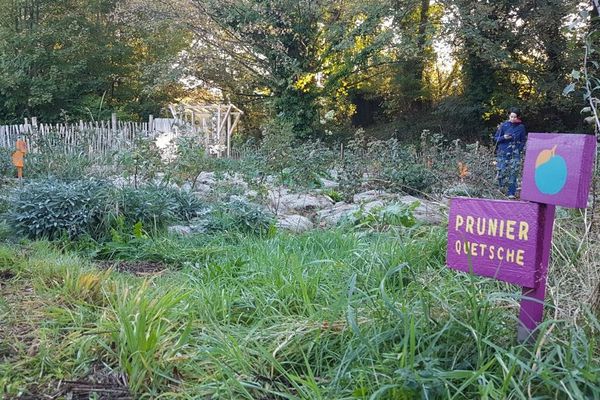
[521, 133, 595, 208]
[534, 145, 567, 195]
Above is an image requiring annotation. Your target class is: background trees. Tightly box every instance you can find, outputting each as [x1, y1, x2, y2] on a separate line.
[0, 0, 595, 141]
[0, 0, 187, 123]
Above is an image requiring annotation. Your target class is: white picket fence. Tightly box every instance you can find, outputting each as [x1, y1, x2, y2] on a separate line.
[0, 116, 176, 159]
[0, 105, 242, 160]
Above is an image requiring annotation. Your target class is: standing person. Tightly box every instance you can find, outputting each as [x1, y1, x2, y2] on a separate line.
[495, 107, 526, 199]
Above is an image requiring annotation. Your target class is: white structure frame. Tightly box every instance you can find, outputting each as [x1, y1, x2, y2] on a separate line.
[168, 103, 243, 157]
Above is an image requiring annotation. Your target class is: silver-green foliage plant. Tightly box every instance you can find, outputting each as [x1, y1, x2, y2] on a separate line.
[9, 179, 111, 240]
[114, 185, 205, 232]
[7, 180, 205, 241]
[206, 197, 275, 235]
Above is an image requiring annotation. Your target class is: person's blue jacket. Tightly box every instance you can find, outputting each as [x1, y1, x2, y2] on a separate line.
[495, 120, 526, 156]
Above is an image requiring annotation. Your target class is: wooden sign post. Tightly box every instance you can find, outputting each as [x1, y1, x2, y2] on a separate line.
[447, 133, 596, 343]
[11, 139, 28, 179]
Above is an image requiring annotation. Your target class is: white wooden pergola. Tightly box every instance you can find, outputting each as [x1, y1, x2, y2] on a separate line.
[168, 103, 243, 157]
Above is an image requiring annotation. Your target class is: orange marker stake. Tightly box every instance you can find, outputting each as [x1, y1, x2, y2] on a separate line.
[11, 139, 28, 179]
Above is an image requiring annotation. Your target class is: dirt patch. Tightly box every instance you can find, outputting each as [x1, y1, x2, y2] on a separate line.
[96, 260, 168, 276]
[7, 362, 132, 400]
[0, 269, 15, 281]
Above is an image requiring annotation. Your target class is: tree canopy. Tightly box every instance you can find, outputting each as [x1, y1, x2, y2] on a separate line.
[0, 0, 596, 140]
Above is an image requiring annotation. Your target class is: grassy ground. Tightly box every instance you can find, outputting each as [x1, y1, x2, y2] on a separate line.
[1, 220, 599, 399]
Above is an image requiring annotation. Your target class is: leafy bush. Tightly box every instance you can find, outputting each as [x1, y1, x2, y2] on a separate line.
[171, 188, 207, 222]
[0, 220, 11, 242]
[7, 179, 203, 241]
[116, 137, 164, 188]
[21, 130, 95, 179]
[335, 131, 498, 199]
[167, 135, 208, 187]
[113, 185, 203, 232]
[342, 201, 418, 230]
[338, 135, 433, 199]
[0, 189, 10, 215]
[248, 121, 336, 188]
[206, 197, 274, 235]
[111, 185, 179, 230]
[387, 163, 437, 195]
[8, 179, 111, 239]
[323, 188, 344, 203]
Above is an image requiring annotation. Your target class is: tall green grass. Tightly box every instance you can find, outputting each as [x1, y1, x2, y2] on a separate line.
[1, 227, 599, 399]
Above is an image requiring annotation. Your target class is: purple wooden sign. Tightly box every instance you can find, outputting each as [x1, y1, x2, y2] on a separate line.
[447, 198, 542, 287]
[521, 133, 596, 208]
[446, 132, 595, 343]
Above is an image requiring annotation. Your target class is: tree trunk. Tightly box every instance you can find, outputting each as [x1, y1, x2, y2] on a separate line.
[411, 0, 430, 111]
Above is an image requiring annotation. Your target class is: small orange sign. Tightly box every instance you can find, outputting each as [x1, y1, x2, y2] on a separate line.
[12, 139, 27, 178]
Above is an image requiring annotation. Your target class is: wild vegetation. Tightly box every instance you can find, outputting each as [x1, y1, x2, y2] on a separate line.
[1, 0, 600, 399]
[0, 126, 598, 398]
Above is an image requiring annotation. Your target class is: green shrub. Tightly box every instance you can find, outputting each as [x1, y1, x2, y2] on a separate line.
[323, 188, 344, 203]
[251, 121, 336, 188]
[113, 185, 205, 232]
[167, 135, 208, 187]
[0, 190, 10, 215]
[113, 186, 178, 232]
[27, 152, 92, 179]
[342, 201, 418, 230]
[0, 220, 11, 242]
[21, 130, 95, 179]
[206, 197, 274, 235]
[387, 163, 437, 195]
[8, 179, 111, 240]
[116, 137, 164, 187]
[171, 189, 207, 222]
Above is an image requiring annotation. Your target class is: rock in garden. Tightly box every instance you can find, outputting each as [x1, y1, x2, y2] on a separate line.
[398, 195, 446, 225]
[353, 190, 397, 203]
[168, 225, 193, 235]
[193, 183, 212, 195]
[317, 202, 360, 226]
[268, 191, 333, 215]
[276, 215, 314, 233]
[320, 178, 339, 188]
[363, 200, 386, 212]
[168, 223, 208, 235]
[197, 171, 216, 185]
